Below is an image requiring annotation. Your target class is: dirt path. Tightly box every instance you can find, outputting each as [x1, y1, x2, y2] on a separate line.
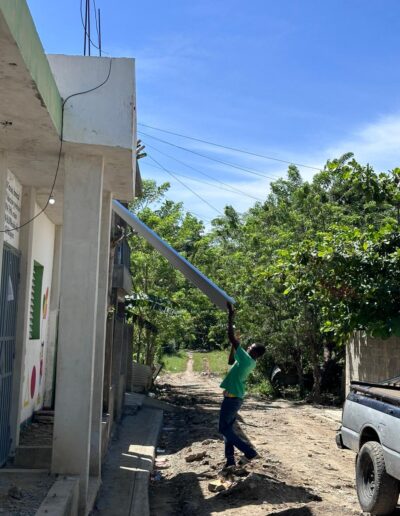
[184, 352, 194, 377]
[150, 362, 365, 516]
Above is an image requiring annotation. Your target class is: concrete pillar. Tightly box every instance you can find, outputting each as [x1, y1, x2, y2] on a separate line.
[52, 155, 104, 515]
[103, 315, 115, 413]
[111, 318, 124, 421]
[0, 153, 7, 277]
[44, 225, 62, 408]
[90, 191, 112, 477]
[9, 186, 36, 452]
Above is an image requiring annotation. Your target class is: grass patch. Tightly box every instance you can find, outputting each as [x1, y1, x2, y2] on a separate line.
[247, 369, 275, 397]
[161, 351, 188, 373]
[193, 350, 229, 377]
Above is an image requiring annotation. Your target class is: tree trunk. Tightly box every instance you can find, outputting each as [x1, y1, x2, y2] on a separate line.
[312, 362, 322, 403]
[136, 322, 143, 363]
[145, 327, 152, 366]
[311, 339, 322, 403]
[294, 356, 305, 396]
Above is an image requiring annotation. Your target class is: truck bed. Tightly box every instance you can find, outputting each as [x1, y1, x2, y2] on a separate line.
[351, 381, 400, 407]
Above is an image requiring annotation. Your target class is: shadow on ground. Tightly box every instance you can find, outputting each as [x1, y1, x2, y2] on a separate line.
[156, 381, 278, 455]
[151, 470, 321, 516]
[151, 379, 322, 516]
[267, 508, 314, 516]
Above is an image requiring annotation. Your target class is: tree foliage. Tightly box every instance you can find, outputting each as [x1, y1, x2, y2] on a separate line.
[127, 156, 400, 400]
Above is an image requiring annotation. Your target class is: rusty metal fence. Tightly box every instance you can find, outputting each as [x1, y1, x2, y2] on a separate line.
[0, 244, 20, 466]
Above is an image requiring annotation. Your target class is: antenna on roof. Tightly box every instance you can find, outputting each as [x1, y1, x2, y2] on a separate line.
[98, 8, 102, 56]
[82, 0, 102, 56]
[87, 0, 91, 56]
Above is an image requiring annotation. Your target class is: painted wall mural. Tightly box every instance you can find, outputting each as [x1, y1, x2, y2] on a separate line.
[23, 288, 49, 411]
[42, 288, 49, 320]
[21, 204, 55, 424]
[30, 366, 36, 399]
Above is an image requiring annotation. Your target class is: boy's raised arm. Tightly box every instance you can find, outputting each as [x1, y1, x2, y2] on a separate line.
[228, 343, 235, 365]
[227, 302, 240, 351]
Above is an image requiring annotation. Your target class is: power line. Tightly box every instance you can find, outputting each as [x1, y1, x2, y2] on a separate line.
[139, 131, 284, 181]
[80, 0, 109, 55]
[139, 122, 322, 172]
[143, 143, 264, 202]
[147, 155, 223, 216]
[186, 211, 212, 224]
[167, 203, 212, 224]
[93, 0, 100, 39]
[1, 59, 113, 234]
[142, 158, 265, 202]
[81, 0, 98, 51]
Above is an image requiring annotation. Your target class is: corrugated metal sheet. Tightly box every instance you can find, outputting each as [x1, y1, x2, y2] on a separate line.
[0, 245, 20, 466]
[129, 363, 152, 392]
[112, 201, 234, 311]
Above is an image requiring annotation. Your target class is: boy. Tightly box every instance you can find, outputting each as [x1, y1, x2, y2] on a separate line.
[219, 303, 266, 467]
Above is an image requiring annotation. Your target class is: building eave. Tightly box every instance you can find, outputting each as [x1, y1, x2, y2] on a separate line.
[0, 0, 63, 135]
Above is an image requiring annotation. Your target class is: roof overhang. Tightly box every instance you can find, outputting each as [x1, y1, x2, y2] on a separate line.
[112, 200, 234, 311]
[0, 1, 139, 226]
[0, 0, 63, 223]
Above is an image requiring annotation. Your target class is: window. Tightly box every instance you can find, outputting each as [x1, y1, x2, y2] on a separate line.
[29, 261, 43, 340]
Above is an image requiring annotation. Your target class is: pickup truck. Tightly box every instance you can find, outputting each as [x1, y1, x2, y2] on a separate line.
[337, 379, 400, 515]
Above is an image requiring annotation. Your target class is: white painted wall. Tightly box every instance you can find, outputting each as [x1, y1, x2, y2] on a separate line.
[20, 205, 55, 423]
[46, 55, 135, 151]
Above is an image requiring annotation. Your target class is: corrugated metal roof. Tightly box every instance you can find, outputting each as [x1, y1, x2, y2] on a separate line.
[112, 200, 234, 311]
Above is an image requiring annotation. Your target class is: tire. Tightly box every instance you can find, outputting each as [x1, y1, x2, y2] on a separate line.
[356, 441, 400, 515]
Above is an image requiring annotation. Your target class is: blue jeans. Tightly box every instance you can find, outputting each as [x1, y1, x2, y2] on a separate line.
[218, 397, 256, 465]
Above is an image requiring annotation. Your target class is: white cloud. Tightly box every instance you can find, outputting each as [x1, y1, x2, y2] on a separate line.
[326, 113, 400, 172]
[141, 112, 400, 227]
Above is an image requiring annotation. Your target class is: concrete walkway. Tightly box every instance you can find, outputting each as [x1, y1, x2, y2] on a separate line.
[93, 405, 163, 516]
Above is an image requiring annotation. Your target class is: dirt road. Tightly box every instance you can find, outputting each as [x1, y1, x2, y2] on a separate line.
[150, 354, 365, 516]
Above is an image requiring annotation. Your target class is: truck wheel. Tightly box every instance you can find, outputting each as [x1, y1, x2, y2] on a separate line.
[356, 441, 399, 515]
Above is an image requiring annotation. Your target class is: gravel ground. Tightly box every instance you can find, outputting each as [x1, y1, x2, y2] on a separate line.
[0, 472, 54, 515]
[149, 355, 398, 515]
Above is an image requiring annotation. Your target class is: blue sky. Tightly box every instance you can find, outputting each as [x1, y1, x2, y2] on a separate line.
[28, 0, 400, 224]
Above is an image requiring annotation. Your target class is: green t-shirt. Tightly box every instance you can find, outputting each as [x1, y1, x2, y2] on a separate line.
[220, 346, 256, 399]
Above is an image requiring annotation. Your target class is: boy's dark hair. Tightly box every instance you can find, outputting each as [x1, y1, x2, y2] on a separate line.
[253, 344, 266, 358]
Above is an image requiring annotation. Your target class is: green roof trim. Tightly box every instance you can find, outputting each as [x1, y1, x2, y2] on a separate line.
[0, 0, 62, 135]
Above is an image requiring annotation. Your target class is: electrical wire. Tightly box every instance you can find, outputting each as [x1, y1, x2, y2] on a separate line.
[186, 212, 212, 224]
[143, 142, 264, 202]
[93, 0, 100, 40]
[139, 122, 322, 172]
[139, 131, 284, 181]
[80, 0, 110, 55]
[147, 155, 223, 216]
[143, 158, 264, 201]
[164, 202, 212, 224]
[1, 59, 113, 234]
[81, 0, 99, 50]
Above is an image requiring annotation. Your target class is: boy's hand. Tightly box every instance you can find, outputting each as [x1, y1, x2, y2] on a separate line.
[227, 302, 239, 350]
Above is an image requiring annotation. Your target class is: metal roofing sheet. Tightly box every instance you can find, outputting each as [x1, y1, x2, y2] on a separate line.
[112, 200, 234, 311]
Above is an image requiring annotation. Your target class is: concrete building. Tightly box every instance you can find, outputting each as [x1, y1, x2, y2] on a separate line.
[0, 2, 234, 514]
[0, 1, 138, 513]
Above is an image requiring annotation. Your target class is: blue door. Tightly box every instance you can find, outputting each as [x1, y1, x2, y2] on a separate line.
[0, 244, 20, 467]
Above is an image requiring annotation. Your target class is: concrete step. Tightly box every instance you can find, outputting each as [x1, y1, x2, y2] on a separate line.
[94, 405, 163, 516]
[124, 392, 144, 416]
[36, 476, 79, 516]
[124, 392, 144, 407]
[14, 445, 52, 469]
